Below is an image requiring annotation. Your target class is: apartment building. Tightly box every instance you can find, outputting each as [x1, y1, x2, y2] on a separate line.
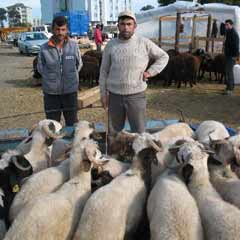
[7, 3, 32, 26]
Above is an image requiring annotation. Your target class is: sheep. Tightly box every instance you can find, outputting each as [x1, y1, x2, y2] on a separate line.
[4, 138, 100, 240]
[194, 120, 230, 147]
[152, 122, 194, 144]
[208, 160, 240, 209]
[0, 153, 32, 233]
[109, 122, 194, 159]
[212, 54, 226, 83]
[0, 189, 7, 240]
[23, 119, 65, 172]
[50, 139, 72, 164]
[8, 158, 70, 222]
[9, 120, 95, 223]
[73, 135, 160, 240]
[147, 169, 203, 240]
[91, 157, 131, 188]
[175, 141, 240, 240]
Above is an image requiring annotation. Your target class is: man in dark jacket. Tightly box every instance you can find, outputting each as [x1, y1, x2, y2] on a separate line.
[38, 16, 82, 125]
[223, 19, 239, 95]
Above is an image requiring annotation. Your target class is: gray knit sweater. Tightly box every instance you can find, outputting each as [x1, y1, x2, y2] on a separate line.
[99, 34, 169, 97]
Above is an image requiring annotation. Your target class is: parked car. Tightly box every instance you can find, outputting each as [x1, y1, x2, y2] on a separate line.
[18, 32, 49, 55]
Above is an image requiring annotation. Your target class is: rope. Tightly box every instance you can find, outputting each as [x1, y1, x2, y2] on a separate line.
[0, 105, 103, 121]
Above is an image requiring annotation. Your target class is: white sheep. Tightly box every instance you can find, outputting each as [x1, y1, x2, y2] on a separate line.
[50, 138, 72, 164]
[147, 169, 203, 240]
[110, 123, 193, 158]
[9, 120, 96, 223]
[4, 137, 99, 240]
[209, 162, 240, 209]
[194, 120, 230, 146]
[152, 122, 194, 144]
[92, 157, 131, 187]
[9, 158, 70, 222]
[73, 136, 160, 240]
[73, 134, 160, 240]
[176, 141, 240, 240]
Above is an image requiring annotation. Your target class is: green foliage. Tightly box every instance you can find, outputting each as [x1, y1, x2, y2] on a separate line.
[140, 5, 155, 11]
[19, 22, 32, 27]
[0, 8, 7, 28]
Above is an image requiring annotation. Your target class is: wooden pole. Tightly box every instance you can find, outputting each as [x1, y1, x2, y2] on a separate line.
[206, 14, 212, 52]
[175, 12, 181, 52]
[190, 14, 197, 52]
[159, 17, 162, 47]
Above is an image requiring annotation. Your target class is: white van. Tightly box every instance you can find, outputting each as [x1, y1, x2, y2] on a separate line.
[32, 25, 52, 38]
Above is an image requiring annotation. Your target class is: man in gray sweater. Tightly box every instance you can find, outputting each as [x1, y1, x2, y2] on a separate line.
[99, 11, 169, 143]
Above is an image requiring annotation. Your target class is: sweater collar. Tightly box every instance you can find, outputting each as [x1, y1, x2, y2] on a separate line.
[117, 33, 137, 43]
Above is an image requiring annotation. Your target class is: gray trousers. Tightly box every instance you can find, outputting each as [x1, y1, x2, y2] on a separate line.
[225, 56, 236, 91]
[108, 91, 146, 137]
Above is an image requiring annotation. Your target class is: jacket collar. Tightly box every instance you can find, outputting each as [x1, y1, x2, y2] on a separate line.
[48, 36, 69, 48]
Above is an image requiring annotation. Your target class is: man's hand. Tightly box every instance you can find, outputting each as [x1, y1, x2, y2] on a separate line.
[101, 95, 109, 109]
[143, 71, 151, 81]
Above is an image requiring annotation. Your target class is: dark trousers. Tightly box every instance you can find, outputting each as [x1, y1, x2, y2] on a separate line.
[108, 91, 146, 137]
[43, 92, 78, 126]
[96, 43, 102, 52]
[225, 56, 236, 91]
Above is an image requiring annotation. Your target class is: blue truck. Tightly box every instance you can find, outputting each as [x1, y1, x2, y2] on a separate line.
[55, 10, 89, 36]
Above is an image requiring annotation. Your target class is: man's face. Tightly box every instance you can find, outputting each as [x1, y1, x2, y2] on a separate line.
[118, 18, 136, 40]
[225, 22, 233, 31]
[53, 24, 68, 41]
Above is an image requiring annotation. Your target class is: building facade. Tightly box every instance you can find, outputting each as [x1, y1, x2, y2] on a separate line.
[7, 3, 32, 26]
[32, 17, 42, 27]
[89, 0, 132, 23]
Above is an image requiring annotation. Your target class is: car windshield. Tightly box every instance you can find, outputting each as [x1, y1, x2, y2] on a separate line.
[25, 33, 48, 41]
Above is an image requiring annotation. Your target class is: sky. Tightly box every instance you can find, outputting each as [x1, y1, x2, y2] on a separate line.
[0, 0, 159, 17]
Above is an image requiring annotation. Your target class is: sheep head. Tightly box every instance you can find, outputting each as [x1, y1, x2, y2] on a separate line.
[109, 130, 138, 156]
[74, 121, 95, 142]
[169, 141, 209, 185]
[209, 138, 240, 169]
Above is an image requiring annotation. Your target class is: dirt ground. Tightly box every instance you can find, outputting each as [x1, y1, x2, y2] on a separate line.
[0, 43, 240, 131]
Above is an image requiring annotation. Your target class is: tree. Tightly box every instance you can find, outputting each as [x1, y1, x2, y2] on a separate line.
[0, 8, 7, 28]
[140, 5, 155, 11]
[8, 9, 21, 27]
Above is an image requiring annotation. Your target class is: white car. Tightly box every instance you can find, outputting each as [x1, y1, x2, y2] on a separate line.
[18, 32, 49, 55]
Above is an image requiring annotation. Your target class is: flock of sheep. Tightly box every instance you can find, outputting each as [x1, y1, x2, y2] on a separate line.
[33, 48, 226, 89]
[1, 118, 240, 240]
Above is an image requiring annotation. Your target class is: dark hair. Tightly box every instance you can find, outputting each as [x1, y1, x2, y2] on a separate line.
[52, 16, 68, 28]
[118, 16, 135, 23]
[225, 19, 234, 25]
[96, 24, 101, 29]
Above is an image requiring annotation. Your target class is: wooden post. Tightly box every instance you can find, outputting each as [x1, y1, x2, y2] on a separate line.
[205, 14, 212, 52]
[175, 12, 181, 52]
[190, 14, 197, 52]
[159, 17, 162, 47]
